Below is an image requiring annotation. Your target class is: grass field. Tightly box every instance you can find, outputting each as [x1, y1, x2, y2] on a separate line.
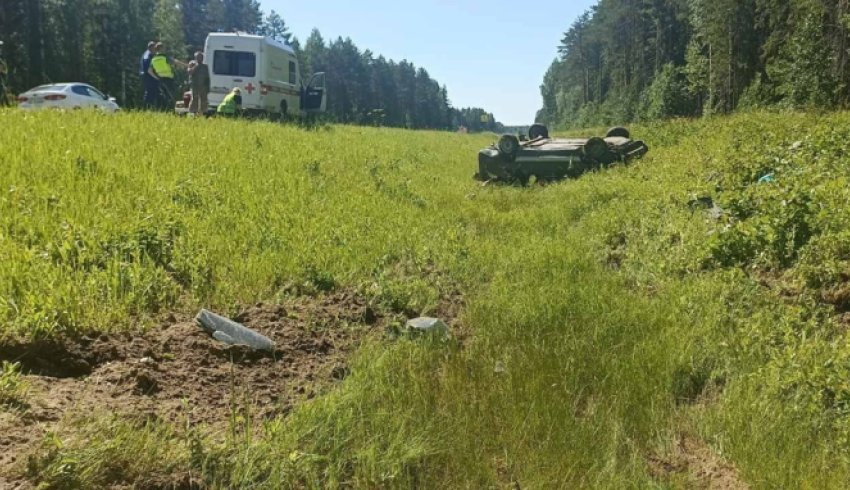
[3, 109, 850, 488]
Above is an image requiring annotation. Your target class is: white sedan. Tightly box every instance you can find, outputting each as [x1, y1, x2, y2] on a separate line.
[17, 83, 120, 112]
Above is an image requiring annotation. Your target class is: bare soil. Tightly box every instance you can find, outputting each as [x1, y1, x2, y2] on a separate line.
[0, 289, 465, 486]
[648, 433, 749, 489]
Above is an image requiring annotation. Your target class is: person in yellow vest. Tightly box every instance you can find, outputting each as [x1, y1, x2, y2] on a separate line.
[147, 42, 186, 110]
[216, 87, 242, 117]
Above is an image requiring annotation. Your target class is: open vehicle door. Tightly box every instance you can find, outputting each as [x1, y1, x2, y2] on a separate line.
[301, 72, 326, 113]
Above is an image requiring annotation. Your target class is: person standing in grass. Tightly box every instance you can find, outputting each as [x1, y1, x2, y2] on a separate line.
[148, 42, 187, 110]
[216, 87, 242, 116]
[187, 51, 210, 116]
[0, 41, 9, 107]
[140, 41, 158, 109]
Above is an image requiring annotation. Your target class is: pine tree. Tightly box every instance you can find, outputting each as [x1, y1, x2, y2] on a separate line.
[181, 0, 218, 50]
[220, 0, 262, 33]
[154, 0, 187, 59]
[303, 28, 326, 79]
[260, 10, 291, 43]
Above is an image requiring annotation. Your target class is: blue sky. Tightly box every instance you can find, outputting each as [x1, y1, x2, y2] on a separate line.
[260, 0, 597, 125]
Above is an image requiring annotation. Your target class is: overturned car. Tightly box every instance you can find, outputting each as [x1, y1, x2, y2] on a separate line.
[475, 124, 649, 183]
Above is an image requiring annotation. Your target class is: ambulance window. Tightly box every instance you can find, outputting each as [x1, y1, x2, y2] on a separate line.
[289, 61, 297, 84]
[213, 51, 256, 77]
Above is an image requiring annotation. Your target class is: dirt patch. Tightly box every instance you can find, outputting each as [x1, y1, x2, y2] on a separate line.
[647, 433, 748, 489]
[0, 336, 120, 379]
[494, 456, 521, 490]
[1, 289, 453, 484]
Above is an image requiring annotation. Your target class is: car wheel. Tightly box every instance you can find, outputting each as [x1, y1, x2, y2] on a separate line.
[528, 123, 549, 140]
[498, 134, 520, 158]
[583, 137, 610, 162]
[606, 127, 630, 139]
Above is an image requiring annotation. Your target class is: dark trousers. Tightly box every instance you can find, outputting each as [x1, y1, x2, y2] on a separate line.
[0, 75, 9, 106]
[189, 88, 209, 114]
[143, 75, 159, 108]
[158, 78, 175, 110]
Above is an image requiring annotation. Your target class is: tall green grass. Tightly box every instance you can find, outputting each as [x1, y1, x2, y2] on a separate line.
[6, 110, 850, 487]
[0, 111, 491, 338]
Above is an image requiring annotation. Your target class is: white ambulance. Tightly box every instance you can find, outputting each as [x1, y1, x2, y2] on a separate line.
[205, 32, 326, 116]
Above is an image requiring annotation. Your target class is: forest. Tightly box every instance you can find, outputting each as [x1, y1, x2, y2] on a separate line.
[539, 0, 850, 128]
[0, 0, 503, 131]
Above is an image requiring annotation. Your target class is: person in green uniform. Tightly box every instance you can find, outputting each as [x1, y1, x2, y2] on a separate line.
[148, 42, 186, 110]
[216, 87, 242, 117]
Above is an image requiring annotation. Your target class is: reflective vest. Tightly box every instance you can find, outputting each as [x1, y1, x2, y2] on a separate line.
[150, 55, 173, 79]
[217, 91, 239, 114]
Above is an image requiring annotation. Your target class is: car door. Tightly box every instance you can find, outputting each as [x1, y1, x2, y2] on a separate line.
[301, 72, 326, 113]
[86, 86, 111, 110]
[70, 85, 99, 108]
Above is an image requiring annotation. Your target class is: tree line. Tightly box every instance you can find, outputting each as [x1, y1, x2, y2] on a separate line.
[539, 0, 850, 128]
[294, 29, 502, 131]
[0, 0, 502, 131]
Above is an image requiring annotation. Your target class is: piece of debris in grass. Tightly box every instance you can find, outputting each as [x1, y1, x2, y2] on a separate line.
[195, 309, 276, 352]
[494, 361, 507, 374]
[688, 196, 724, 220]
[405, 317, 449, 338]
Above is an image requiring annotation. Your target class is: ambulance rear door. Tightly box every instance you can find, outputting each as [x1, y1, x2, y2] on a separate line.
[206, 35, 262, 110]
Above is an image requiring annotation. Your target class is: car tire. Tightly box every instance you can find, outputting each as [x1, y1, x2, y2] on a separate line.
[583, 137, 610, 162]
[606, 127, 630, 139]
[498, 134, 520, 158]
[529, 123, 549, 140]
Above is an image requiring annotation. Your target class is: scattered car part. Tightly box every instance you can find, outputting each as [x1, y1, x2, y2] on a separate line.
[476, 124, 649, 183]
[688, 196, 724, 220]
[405, 317, 449, 338]
[494, 361, 507, 374]
[195, 309, 275, 352]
